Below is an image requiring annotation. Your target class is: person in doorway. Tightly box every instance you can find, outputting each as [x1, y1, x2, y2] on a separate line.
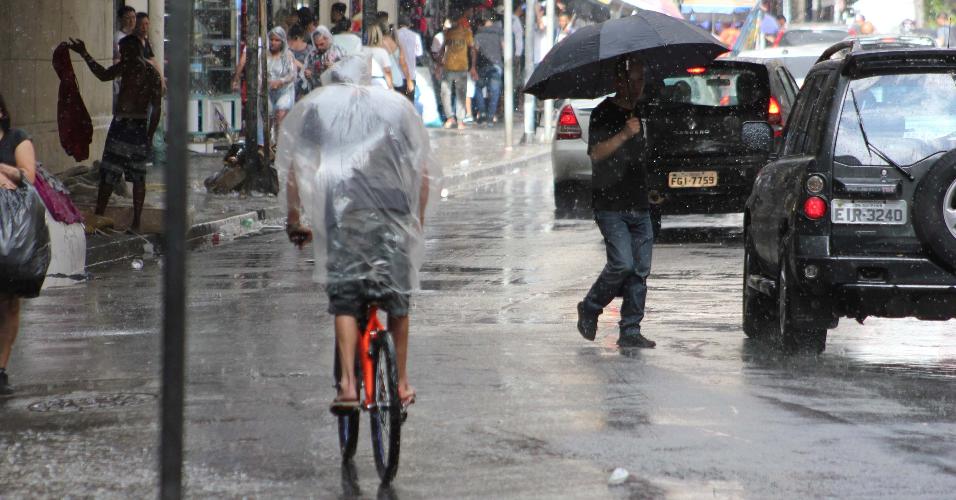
[134, 13, 161, 74]
[0, 93, 40, 395]
[439, 9, 478, 129]
[114, 6, 136, 65]
[473, 13, 504, 125]
[395, 15, 423, 102]
[267, 26, 296, 137]
[68, 36, 161, 234]
[576, 55, 656, 349]
[331, 2, 351, 34]
[280, 55, 438, 412]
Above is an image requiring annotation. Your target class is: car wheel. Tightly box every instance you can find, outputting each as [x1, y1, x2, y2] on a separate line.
[913, 151, 956, 272]
[777, 238, 827, 354]
[742, 232, 775, 339]
[554, 180, 582, 211]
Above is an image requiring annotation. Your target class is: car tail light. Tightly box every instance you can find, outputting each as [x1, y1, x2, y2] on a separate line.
[768, 96, 783, 137]
[803, 196, 827, 220]
[556, 105, 582, 140]
[687, 66, 707, 74]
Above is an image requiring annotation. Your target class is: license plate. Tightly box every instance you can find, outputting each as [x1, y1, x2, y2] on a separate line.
[831, 199, 907, 225]
[668, 171, 718, 188]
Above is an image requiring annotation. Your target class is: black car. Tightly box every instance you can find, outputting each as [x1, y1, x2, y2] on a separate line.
[742, 43, 956, 353]
[642, 59, 798, 226]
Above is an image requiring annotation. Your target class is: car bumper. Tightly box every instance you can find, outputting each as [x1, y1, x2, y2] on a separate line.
[551, 139, 592, 183]
[795, 255, 956, 320]
[648, 160, 760, 215]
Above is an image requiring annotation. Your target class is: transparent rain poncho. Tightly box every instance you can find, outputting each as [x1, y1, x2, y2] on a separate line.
[275, 55, 441, 293]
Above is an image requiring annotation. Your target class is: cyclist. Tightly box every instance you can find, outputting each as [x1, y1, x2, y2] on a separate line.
[277, 55, 439, 413]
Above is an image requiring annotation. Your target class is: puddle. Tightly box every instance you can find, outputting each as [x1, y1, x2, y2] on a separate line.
[28, 393, 157, 413]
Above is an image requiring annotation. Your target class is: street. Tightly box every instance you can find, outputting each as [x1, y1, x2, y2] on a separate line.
[2, 158, 955, 498]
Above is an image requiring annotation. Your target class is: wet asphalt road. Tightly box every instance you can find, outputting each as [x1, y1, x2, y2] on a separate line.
[2, 159, 956, 498]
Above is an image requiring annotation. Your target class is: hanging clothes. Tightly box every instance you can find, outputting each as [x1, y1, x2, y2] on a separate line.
[52, 43, 93, 162]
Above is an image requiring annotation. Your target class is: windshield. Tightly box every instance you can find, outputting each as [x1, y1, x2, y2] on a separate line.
[779, 29, 847, 47]
[778, 56, 818, 86]
[834, 72, 956, 166]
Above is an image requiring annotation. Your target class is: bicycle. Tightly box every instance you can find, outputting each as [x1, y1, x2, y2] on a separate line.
[333, 303, 407, 484]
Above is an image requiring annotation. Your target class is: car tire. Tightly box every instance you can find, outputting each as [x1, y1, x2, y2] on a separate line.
[913, 151, 956, 272]
[554, 180, 583, 211]
[742, 232, 775, 339]
[777, 237, 827, 354]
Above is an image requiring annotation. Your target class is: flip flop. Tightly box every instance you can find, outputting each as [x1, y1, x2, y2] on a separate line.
[329, 397, 360, 416]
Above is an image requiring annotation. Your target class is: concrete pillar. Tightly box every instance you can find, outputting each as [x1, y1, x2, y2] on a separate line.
[523, 1, 535, 142]
[149, 0, 165, 75]
[0, 0, 115, 174]
[503, 0, 513, 149]
[542, 0, 555, 142]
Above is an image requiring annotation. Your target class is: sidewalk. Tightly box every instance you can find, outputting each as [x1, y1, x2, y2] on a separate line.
[84, 126, 550, 268]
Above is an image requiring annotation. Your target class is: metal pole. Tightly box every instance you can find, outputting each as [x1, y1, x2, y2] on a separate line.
[259, 0, 271, 162]
[523, 0, 535, 142]
[542, 0, 555, 142]
[503, 0, 514, 149]
[161, 0, 191, 497]
[245, 0, 261, 170]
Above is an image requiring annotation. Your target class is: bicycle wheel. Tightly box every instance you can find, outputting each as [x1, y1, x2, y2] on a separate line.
[333, 347, 360, 461]
[369, 330, 402, 484]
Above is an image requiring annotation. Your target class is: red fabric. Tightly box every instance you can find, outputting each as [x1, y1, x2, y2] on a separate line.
[53, 43, 93, 162]
[34, 170, 84, 225]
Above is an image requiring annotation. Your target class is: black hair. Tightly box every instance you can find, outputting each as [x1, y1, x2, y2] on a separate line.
[119, 34, 143, 59]
[288, 23, 306, 40]
[332, 2, 347, 13]
[776, 14, 787, 22]
[117, 5, 135, 18]
[136, 12, 149, 23]
[0, 92, 10, 133]
[376, 11, 389, 22]
[398, 15, 411, 27]
[297, 7, 314, 26]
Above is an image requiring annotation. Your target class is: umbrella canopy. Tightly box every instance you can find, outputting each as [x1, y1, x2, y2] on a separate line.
[525, 9, 728, 99]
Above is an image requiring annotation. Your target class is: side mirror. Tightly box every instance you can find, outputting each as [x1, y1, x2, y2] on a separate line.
[741, 121, 773, 153]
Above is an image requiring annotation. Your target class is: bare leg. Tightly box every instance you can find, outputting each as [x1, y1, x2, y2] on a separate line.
[274, 109, 288, 139]
[335, 315, 360, 400]
[95, 181, 114, 216]
[388, 315, 413, 401]
[0, 296, 21, 369]
[131, 181, 146, 232]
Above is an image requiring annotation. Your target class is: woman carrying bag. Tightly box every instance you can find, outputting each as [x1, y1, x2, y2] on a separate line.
[0, 93, 51, 395]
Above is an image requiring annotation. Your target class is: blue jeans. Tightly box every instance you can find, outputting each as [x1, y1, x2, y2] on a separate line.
[473, 65, 503, 119]
[581, 210, 654, 336]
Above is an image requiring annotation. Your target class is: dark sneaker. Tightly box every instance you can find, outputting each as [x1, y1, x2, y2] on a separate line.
[617, 333, 656, 349]
[0, 371, 13, 395]
[577, 302, 599, 341]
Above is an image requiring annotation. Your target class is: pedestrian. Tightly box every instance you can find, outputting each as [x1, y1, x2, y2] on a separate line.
[719, 21, 741, 48]
[772, 15, 787, 46]
[0, 92, 44, 395]
[287, 24, 314, 101]
[439, 9, 478, 129]
[364, 25, 395, 90]
[473, 13, 504, 125]
[134, 13, 161, 75]
[576, 55, 656, 349]
[297, 7, 317, 46]
[278, 55, 439, 412]
[556, 11, 574, 44]
[113, 6, 136, 65]
[266, 26, 296, 137]
[68, 36, 161, 233]
[395, 15, 423, 102]
[511, 3, 525, 109]
[376, 18, 414, 98]
[936, 12, 952, 47]
[758, 0, 778, 45]
[330, 2, 351, 34]
[304, 26, 345, 90]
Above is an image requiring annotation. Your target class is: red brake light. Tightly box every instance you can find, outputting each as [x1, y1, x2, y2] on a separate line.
[803, 196, 827, 220]
[768, 96, 782, 135]
[687, 67, 707, 74]
[768, 96, 781, 116]
[556, 105, 582, 140]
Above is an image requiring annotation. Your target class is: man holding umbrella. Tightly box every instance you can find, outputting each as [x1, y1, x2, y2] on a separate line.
[576, 54, 656, 348]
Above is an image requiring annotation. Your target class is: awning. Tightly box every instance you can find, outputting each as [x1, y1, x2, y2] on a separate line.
[680, 0, 755, 14]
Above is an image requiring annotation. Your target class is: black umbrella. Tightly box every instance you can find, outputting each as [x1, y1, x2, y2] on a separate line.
[524, 9, 728, 99]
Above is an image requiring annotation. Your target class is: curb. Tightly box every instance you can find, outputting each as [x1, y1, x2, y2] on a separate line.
[85, 149, 549, 268]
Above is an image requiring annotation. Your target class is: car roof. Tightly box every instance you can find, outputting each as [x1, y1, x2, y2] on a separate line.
[735, 43, 832, 59]
[785, 23, 848, 32]
[805, 46, 956, 79]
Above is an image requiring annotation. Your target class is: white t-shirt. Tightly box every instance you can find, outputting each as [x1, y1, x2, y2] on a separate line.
[396, 27, 423, 76]
[533, 26, 550, 65]
[363, 46, 393, 88]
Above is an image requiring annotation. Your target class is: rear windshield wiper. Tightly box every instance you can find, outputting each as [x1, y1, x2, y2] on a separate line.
[848, 89, 914, 181]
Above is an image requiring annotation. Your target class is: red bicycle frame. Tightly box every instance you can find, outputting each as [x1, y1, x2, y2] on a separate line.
[359, 305, 384, 409]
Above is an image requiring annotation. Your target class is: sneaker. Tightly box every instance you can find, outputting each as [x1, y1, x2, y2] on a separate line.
[0, 371, 13, 395]
[617, 333, 656, 349]
[463, 115, 475, 124]
[576, 301, 599, 341]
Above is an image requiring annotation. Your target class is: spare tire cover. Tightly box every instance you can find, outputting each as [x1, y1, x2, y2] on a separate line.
[913, 150, 956, 272]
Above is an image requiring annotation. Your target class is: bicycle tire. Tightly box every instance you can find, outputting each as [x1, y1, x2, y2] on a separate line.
[333, 346, 360, 461]
[369, 330, 402, 484]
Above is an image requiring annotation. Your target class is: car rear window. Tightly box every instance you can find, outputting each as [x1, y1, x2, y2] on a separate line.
[660, 66, 767, 108]
[834, 72, 956, 166]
